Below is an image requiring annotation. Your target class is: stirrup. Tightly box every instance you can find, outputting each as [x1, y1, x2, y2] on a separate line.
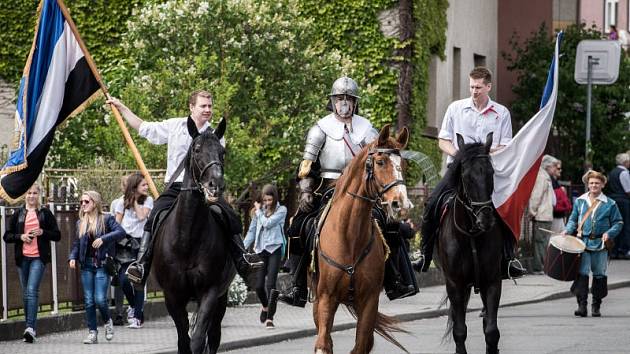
[507, 259, 525, 283]
[243, 253, 264, 268]
[126, 263, 144, 284]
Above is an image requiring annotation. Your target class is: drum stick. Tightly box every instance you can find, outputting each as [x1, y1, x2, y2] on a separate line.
[537, 227, 558, 234]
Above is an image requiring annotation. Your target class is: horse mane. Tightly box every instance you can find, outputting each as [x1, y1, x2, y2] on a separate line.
[331, 144, 371, 204]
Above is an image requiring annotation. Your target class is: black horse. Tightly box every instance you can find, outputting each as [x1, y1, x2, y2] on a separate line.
[437, 133, 505, 354]
[152, 118, 235, 354]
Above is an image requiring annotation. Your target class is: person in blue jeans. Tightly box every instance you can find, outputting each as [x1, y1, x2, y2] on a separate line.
[113, 172, 153, 329]
[68, 191, 125, 344]
[244, 184, 287, 328]
[562, 170, 623, 317]
[3, 183, 61, 343]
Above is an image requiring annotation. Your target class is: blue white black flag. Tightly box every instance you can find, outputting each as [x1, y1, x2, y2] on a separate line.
[0, 0, 101, 202]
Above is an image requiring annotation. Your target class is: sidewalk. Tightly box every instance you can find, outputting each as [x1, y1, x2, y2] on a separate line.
[2, 260, 630, 354]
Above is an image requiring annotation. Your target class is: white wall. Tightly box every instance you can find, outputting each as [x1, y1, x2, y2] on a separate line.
[426, 0, 499, 136]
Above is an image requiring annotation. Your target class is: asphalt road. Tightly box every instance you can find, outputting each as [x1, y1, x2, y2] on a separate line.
[225, 287, 630, 354]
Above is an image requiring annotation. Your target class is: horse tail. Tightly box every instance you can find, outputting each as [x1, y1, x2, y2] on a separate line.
[440, 293, 453, 344]
[346, 305, 409, 354]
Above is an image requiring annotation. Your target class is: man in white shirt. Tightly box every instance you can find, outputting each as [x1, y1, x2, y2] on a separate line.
[414, 67, 524, 279]
[106, 91, 262, 287]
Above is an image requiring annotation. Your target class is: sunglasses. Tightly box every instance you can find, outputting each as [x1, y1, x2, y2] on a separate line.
[80, 199, 91, 205]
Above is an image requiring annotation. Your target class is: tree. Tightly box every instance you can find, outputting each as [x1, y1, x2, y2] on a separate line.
[52, 0, 348, 194]
[505, 23, 630, 182]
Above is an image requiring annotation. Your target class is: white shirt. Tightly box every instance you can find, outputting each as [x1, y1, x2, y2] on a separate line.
[113, 197, 154, 238]
[439, 97, 512, 163]
[617, 165, 630, 192]
[139, 117, 224, 183]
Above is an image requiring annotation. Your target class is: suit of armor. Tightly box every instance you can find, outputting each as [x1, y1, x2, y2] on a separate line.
[279, 77, 418, 307]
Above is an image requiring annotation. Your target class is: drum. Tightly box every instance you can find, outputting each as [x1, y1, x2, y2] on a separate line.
[544, 235, 586, 281]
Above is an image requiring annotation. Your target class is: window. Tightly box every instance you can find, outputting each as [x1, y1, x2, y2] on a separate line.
[452, 47, 461, 100]
[474, 54, 486, 68]
[605, 0, 618, 29]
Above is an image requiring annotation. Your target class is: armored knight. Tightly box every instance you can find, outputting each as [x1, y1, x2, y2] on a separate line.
[278, 77, 417, 307]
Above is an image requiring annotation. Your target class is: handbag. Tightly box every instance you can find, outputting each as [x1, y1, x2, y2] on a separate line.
[104, 255, 119, 277]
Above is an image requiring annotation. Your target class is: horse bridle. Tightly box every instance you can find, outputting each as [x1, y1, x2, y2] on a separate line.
[346, 148, 405, 204]
[453, 154, 494, 237]
[183, 140, 224, 194]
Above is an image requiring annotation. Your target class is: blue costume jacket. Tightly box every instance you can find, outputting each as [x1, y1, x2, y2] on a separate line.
[565, 192, 623, 251]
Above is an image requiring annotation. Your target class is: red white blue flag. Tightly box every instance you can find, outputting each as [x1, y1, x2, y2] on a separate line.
[492, 32, 563, 239]
[0, 0, 101, 202]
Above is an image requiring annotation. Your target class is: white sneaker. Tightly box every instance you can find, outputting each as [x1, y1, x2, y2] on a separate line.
[23, 327, 36, 343]
[127, 307, 135, 324]
[104, 318, 114, 341]
[126, 307, 134, 320]
[127, 318, 143, 329]
[82, 330, 98, 344]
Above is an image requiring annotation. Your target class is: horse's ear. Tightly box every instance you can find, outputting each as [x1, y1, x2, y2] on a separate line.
[214, 117, 227, 140]
[187, 117, 200, 139]
[456, 133, 465, 150]
[378, 124, 391, 146]
[396, 127, 409, 149]
[484, 132, 493, 153]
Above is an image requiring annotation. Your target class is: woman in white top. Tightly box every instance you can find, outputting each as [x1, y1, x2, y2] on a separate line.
[114, 172, 153, 328]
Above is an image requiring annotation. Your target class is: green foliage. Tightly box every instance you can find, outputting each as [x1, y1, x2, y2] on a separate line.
[409, 0, 448, 183]
[296, 0, 448, 185]
[505, 23, 630, 181]
[0, 1, 38, 82]
[1, 0, 448, 193]
[0, 0, 144, 82]
[92, 0, 346, 193]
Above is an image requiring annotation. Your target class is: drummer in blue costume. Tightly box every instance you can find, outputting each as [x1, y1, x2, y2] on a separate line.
[561, 170, 623, 317]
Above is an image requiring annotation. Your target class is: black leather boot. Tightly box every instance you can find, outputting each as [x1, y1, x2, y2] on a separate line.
[229, 233, 263, 279]
[267, 289, 279, 320]
[571, 274, 589, 317]
[591, 276, 608, 317]
[278, 253, 309, 307]
[384, 258, 415, 300]
[126, 231, 153, 286]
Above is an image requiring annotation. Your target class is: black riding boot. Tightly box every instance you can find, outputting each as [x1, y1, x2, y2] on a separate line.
[278, 252, 309, 307]
[384, 257, 415, 300]
[229, 233, 263, 280]
[126, 231, 153, 286]
[413, 230, 434, 273]
[591, 276, 607, 317]
[571, 274, 589, 317]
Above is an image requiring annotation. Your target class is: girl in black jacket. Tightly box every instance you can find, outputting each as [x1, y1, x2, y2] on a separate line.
[3, 183, 60, 343]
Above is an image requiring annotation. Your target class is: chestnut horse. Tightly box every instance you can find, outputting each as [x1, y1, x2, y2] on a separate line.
[313, 125, 411, 354]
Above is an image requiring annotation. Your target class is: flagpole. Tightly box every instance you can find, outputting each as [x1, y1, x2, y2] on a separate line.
[55, 0, 159, 198]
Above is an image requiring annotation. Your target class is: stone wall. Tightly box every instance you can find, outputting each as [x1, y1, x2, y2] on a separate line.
[0, 79, 15, 156]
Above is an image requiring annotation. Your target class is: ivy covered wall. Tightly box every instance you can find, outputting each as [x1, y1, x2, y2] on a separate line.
[0, 0, 145, 83]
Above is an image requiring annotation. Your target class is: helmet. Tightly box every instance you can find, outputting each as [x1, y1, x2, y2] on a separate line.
[326, 76, 360, 115]
[329, 76, 360, 99]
